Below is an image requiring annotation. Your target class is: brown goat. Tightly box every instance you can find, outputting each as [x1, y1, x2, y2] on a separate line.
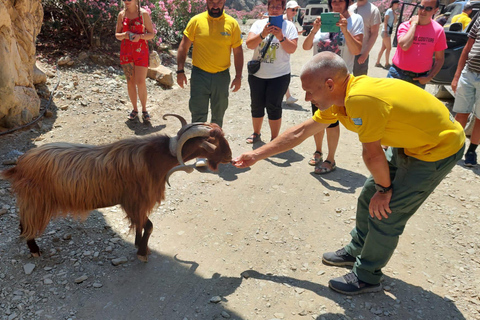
[1, 114, 232, 262]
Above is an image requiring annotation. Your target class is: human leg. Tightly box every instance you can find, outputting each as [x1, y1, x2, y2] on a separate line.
[122, 63, 138, 119]
[315, 122, 339, 174]
[134, 65, 148, 113]
[376, 41, 386, 66]
[345, 147, 464, 285]
[210, 69, 230, 127]
[265, 74, 290, 140]
[247, 75, 267, 143]
[452, 68, 480, 165]
[384, 36, 392, 67]
[189, 67, 211, 123]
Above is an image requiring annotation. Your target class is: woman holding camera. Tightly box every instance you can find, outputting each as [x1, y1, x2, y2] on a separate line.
[375, 0, 400, 69]
[244, 0, 298, 144]
[115, 0, 154, 122]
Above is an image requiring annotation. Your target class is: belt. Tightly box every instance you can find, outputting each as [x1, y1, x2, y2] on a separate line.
[392, 64, 429, 78]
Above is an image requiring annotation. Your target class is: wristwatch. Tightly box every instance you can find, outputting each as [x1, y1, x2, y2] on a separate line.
[375, 183, 393, 194]
[176, 69, 185, 74]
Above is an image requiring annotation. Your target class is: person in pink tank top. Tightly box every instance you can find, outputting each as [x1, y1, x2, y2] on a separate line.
[115, 0, 155, 122]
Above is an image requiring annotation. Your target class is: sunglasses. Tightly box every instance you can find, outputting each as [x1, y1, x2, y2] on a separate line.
[290, 8, 298, 12]
[418, 4, 434, 11]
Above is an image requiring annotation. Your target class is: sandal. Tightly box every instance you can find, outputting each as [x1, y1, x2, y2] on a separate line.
[375, 63, 383, 68]
[128, 110, 138, 120]
[308, 151, 323, 166]
[142, 111, 151, 122]
[246, 133, 261, 144]
[385, 63, 392, 69]
[314, 160, 336, 175]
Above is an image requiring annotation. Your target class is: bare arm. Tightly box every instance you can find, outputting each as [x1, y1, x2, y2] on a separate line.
[246, 23, 274, 50]
[303, 17, 321, 50]
[362, 140, 392, 220]
[233, 119, 328, 168]
[139, 11, 155, 41]
[451, 37, 474, 92]
[115, 12, 128, 41]
[398, 17, 418, 51]
[362, 23, 380, 56]
[176, 35, 192, 88]
[339, 14, 363, 56]
[230, 46, 244, 92]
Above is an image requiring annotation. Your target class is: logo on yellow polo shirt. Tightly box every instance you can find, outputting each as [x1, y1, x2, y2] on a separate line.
[352, 118, 363, 125]
[220, 32, 231, 36]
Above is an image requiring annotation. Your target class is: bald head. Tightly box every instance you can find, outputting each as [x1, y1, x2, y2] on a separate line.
[300, 51, 349, 83]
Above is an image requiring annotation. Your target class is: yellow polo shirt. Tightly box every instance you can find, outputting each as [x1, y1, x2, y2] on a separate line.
[452, 12, 472, 30]
[184, 11, 243, 73]
[312, 76, 465, 162]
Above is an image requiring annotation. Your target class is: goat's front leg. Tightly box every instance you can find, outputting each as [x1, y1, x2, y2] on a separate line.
[136, 219, 153, 262]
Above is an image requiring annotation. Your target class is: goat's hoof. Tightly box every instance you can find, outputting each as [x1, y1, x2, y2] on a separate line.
[137, 254, 148, 263]
[31, 252, 41, 258]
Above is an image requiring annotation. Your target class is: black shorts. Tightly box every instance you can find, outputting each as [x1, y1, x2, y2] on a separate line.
[311, 103, 339, 128]
[248, 73, 290, 120]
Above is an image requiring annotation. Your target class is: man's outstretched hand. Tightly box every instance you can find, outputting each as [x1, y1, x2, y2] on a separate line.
[231, 152, 259, 168]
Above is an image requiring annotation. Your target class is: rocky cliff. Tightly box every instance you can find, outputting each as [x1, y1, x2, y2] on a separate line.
[0, 0, 44, 129]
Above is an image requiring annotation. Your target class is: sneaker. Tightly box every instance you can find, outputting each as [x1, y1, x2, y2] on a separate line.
[464, 151, 477, 167]
[329, 272, 382, 295]
[322, 248, 356, 267]
[195, 158, 208, 167]
[286, 96, 298, 104]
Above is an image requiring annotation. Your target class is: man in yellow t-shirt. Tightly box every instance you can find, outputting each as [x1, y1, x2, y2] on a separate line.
[176, 0, 243, 130]
[232, 52, 465, 295]
[451, 3, 473, 30]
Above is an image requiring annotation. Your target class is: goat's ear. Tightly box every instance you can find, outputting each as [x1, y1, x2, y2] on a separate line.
[200, 141, 217, 153]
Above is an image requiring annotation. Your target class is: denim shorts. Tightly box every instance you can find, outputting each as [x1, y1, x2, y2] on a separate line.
[452, 67, 480, 118]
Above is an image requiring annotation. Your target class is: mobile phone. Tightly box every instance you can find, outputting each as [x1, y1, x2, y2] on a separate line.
[268, 15, 283, 28]
[320, 12, 340, 33]
[129, 33, 135, 41]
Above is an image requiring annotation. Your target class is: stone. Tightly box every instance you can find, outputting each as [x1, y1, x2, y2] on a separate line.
[23, 263, 36, 275]
[209, 296, 222, 303]
[111, 257, 128, 266]
[74, 275, 88, 283]
[147, 64, 174, 87]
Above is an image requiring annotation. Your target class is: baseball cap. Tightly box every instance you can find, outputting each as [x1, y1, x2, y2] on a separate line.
[391, 0, 400, 4]
[464, 3, 474, 11]
[286, 1, 300, 9]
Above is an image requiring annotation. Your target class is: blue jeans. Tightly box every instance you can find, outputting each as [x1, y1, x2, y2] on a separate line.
[387, 66, 426, 89]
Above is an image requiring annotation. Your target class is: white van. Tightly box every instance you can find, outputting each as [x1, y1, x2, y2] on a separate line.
[301, 2, 330, 35]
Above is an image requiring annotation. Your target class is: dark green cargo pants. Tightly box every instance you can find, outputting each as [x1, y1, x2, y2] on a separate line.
[345, 145, 464, 284]
[189, 66, 230, 128]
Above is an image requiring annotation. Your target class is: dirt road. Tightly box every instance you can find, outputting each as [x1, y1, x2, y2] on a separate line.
[0, 23, 479, 320]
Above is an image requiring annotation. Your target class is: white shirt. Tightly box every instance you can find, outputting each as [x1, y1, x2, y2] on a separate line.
[249, 18, 299, 79]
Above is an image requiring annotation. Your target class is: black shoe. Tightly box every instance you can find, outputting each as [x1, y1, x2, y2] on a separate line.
[322, 248, 356, 267]
[329, 272, 382, 295]
[464, 151, 477, 167]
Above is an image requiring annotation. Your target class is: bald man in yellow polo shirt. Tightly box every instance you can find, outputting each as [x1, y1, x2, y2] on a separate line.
[232, 51, 465, 295]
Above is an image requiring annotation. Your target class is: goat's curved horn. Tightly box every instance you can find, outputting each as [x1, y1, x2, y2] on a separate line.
[174, 124, 212, 166]
[166, 164, 196, 187]
[162, 114, 187, 127]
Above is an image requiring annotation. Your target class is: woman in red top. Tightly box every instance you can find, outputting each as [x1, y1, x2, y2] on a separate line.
[115, 0, 154, 121]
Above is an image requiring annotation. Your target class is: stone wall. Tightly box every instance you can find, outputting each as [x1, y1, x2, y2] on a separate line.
[0, 0, 44, 129]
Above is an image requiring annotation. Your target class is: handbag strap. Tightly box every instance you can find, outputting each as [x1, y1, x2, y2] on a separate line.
[259, 34, 275, 59]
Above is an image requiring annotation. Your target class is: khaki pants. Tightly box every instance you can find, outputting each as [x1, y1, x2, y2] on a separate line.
[345, 145, 464, 284]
